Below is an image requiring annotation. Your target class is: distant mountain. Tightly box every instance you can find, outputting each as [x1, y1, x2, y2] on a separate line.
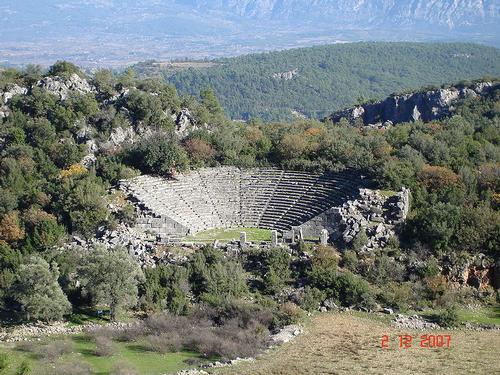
[166, 42, 500, 121]
[184, 0, 499, 31]
[0, 1, 499, 67]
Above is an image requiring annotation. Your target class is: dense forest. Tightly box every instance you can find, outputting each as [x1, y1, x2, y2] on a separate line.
[164, 42, 500, 121]
[0, 61, 498, 372]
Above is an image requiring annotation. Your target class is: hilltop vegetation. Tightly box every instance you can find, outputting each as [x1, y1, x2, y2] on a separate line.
[166, 42, 500, 121]
[0, 61, 499, 373]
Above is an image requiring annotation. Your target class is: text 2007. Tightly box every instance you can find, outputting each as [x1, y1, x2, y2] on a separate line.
[381, 334, 452, 349]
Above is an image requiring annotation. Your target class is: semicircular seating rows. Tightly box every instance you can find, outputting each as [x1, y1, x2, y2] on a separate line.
[119, 167, 366, 237]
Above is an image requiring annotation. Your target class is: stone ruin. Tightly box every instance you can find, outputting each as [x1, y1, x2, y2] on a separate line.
[66, 167, 410, 265]
[298, 187, 410, 253]
[118, 167, 369, 242]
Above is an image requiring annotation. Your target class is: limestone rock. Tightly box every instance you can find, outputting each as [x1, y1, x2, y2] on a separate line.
[272, 68, 298, 80]
[328, 82, 494, 127]
[36, 73, 94, 100]
[175, 108, 197, 137]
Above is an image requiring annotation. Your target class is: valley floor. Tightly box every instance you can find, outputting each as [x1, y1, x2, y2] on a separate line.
[216, 312, 500, 375]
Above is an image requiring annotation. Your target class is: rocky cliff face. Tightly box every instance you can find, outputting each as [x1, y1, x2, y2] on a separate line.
[327, 81, 495, 127]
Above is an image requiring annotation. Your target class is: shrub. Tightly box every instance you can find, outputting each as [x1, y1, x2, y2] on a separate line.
[110, 362, 140, 375]
[15, 341, 38, 353]
[351, 229, 368, 252]
[94, 335, 116, 357]
[38, 339, 73, 363]
[336, 271, 372, 307]
[341, 250, 358, 272]
[145, 333, 182, 354]
[276, 302, 303, 326]
[299, 286, 326, 312]
[15, 361, 30, 375]
[261, 248, 291, 294]
[114, 325, 144, 343]
[436, 306, 459, 328]
[39, 359, 92, 375]
[311, 245, 339, 270]
[380, 282, 412, 311]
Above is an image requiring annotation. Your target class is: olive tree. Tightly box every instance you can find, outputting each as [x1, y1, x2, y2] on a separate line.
[11, 256, 71, 322]
[77, 246, 144, 320]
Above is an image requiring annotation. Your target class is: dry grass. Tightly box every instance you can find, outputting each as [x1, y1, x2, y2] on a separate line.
[216, 312, 500, 375]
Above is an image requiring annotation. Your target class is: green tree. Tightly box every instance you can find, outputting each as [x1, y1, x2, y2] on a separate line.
[189, 246, 248, 305]
[141, 265, 189, 314]
[48, 61, 82, 77]
[262, 248, 291, 295]
[92, 69, 116, 98]
[200, 88, 224, 116]
[11, 256, 71, 322]
[52, 174, 109, 238]
[77, 247, 144, 320]
[128, 132, 188, 175]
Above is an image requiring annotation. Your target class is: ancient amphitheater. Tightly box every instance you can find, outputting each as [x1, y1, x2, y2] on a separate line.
[119, 167, 369, 240]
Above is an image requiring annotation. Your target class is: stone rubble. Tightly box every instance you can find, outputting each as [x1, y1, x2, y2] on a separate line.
[269, 324, 303, 344]
[338, 187, 410, 252]
[393, 314, 440, 330]
[0, 320, 131, 343]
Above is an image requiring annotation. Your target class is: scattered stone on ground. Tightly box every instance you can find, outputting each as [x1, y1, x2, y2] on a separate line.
[270, 324, 303, 344]
[393, 314, 440, 330]
[0, 320, 131, 343]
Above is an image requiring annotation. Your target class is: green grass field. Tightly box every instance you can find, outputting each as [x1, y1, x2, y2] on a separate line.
[456, 305, 500, 325]
[183, 227, 272, 243]
[420, 305, 500, 326]
[0, 334, 204, 375]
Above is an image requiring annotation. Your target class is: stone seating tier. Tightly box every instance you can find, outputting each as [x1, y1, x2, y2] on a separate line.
[119, 167, 364, 236]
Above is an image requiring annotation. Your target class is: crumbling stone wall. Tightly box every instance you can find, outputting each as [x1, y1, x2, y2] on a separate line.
[298, 188, 410, 251]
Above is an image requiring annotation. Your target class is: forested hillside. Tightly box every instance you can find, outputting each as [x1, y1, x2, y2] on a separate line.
[0, 62, 499, 372]
[167, 42, 500, 121]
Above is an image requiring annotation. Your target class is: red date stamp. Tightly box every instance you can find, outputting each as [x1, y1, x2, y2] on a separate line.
[381, 334, 451, 349]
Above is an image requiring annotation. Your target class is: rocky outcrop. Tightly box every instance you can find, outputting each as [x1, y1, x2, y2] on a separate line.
[272, 69, 298, 80]
[0, 84, 28, 118]
[36, 73, 95, 100]
[175, 108, 197, 136]
[443, 253, 495, 290]
[328, 82, 495, 127]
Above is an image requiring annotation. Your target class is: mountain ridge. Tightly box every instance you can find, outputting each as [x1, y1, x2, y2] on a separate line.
[183, 0, 499, 30]
[1, 1, 499, 67]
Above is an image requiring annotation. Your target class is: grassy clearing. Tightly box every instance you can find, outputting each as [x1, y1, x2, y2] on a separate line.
[183, 227, 272, 243]
[378, 189, 398, 197]
[0, 334, 203, 375]
[418, 305, 500, 326]
[216, 312, 500, 375]
[457, 305, 500, 325]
